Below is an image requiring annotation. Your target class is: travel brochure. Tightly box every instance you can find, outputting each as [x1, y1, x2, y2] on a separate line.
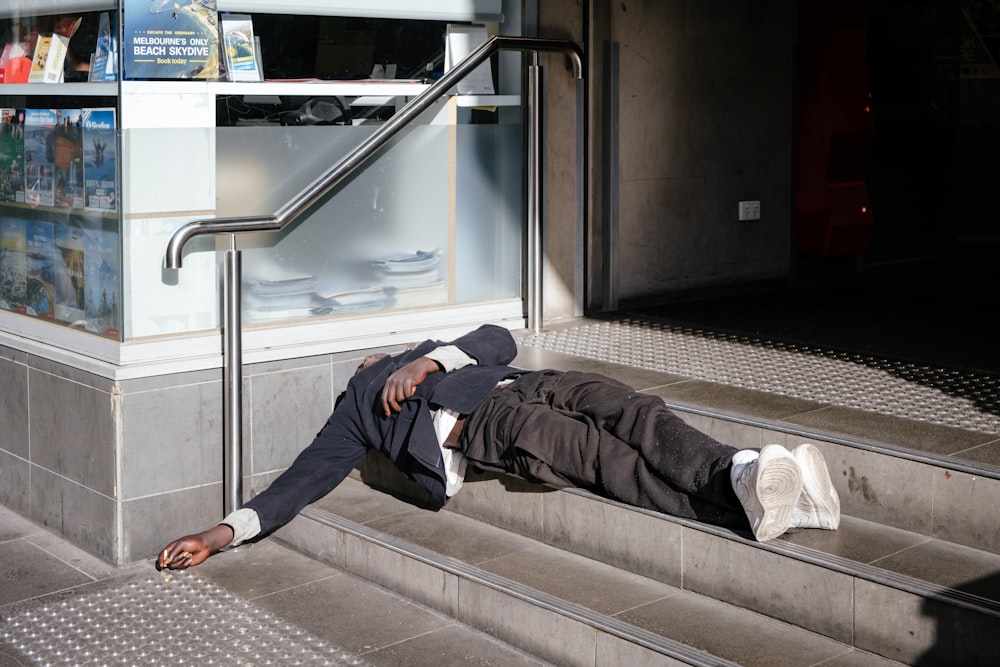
[4, 107, 117, 213]
[0, 106, 119, 338]
[0, 4, 247, 83]
[123, 0, 220, 80]
[0, 213, 119, 338]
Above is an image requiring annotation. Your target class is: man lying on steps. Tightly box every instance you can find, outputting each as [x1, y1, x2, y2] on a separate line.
[158, 324, 840, 570]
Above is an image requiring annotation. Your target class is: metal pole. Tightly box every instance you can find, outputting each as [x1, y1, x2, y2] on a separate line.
[223, 236, 243, 516]
[527, 53, 544, 332]
[602, 41, 620, 312]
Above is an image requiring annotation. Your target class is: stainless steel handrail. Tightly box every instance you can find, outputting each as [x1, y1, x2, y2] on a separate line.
[165, 36, 583, 268]
[163, 35, 583, 517]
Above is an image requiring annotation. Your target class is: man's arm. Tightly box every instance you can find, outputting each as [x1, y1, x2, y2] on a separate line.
[157, 523, 234, 570]
[381, 356, 441, 415]
[380, 343, 481, 415]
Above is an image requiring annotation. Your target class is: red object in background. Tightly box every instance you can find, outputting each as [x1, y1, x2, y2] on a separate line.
[4, 55, 33, 83]
[795, 0, 874, 256]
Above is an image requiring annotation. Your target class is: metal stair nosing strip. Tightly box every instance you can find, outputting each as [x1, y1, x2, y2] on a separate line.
[554, 486, 1000, 621]
[294, 504, 743, 667]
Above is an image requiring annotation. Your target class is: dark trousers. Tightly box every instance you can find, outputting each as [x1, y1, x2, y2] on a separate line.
[460, 370, 749, 529]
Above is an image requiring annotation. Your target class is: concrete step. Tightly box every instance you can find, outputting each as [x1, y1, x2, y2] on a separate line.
[272, 475, 925, 666]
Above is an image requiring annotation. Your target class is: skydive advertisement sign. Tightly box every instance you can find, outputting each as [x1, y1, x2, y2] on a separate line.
[123, 0, 220, 80]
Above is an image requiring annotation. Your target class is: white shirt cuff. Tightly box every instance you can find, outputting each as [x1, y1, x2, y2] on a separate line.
[424, 345, 477, 372]
[220, 507, 261, 547]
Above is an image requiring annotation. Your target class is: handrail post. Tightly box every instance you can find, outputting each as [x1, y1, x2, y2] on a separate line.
[526, 52, 544, 332]
[223, 235, 243, 516]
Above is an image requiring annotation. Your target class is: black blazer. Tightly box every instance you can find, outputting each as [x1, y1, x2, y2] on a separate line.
[246, 324, 523, 536]
[331, 324, 522, 505]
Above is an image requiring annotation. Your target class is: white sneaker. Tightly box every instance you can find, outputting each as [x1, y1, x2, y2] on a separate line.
[790, 443, 841, 530]
[731, 445, 803, 542]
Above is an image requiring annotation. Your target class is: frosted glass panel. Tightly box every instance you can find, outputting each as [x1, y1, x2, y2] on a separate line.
[455, 121, 521, 302]
[217, 123, 451, 324]
[213, 105, 523, 326]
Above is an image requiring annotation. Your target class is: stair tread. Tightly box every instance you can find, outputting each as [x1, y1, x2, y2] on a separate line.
[293, 478, 909, 666]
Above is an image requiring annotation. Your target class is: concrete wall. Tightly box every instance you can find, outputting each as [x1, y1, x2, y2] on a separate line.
[0, 346, 119, 561]
[538, 0, 586, 322]
[0, 341, 393, 564]
[543, 0, 797, 318]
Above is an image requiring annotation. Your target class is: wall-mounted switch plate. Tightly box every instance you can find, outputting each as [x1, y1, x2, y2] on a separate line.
[739, 200, 761, 221]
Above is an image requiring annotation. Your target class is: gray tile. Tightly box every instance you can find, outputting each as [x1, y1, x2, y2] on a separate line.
[122, 482, 223, 563]
[365, 509, 537, 566]
[932, 467, 1000, 553]
[245, 352, 332, 377]
[951, 437, 1000, 467]
[0, 357, 28, 459]
[121, 380, 223, 499]
[274, 514, 349, 569]
[682, 528, 854, 643]
[647, 379, 826, 421]
[479, 545, 674, 616]
[23, 531, 124, 581]
[345, 532, 460, 617]
[854, 578, 1000, 665]
[782, 516, 928, 565]
[28, 369, 116, 496]
[447, 473, 549, 541]
[0, 539, 94, 606]
[618, 590, 853, 667]
[0, 450, 29, 516]
[822, 444, 936, 533]
[314, 476, 430, 525]
[869, 538, 1000, 602]
[457, 577, 598, 667]
[0, 343, 29, 364]
[119, 366, 221, 393]
[192, 538, 346, 599]
[595, 634, 689, 667]
[542, 491, 685, 587]
[253, 573, 457, 657]
[368, 624, 554, 666]
[29, 466, 117, 564]
[816, 648, 910, 667]
[672, 409, 765, 449]
[20, 354, 114, 393]
[248, 363, 334, 473]
[783, 405, 993, 456]
[0, 504, 39, 543]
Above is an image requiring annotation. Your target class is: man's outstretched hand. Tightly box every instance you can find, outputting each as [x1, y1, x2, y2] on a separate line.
[156, 524, 234, 570]
[381, 356, 441, 416]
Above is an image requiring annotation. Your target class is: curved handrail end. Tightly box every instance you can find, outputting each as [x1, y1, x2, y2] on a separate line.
[165, 221, 207, 269]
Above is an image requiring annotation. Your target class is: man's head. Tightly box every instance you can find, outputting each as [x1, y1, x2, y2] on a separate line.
[336, 353, 390, 410]
[356, 353, 388, 374]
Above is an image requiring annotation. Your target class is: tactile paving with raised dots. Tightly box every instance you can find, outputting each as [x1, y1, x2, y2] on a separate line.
[521, 319, 1000, 436]
[1, 572, 371, 666]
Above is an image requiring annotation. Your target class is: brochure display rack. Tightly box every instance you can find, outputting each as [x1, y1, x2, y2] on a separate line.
[1, 0, 517, 347]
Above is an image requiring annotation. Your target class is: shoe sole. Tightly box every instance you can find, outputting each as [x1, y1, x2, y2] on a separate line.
[794, 444, 841, 530]
[749, 445, 803, 542]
